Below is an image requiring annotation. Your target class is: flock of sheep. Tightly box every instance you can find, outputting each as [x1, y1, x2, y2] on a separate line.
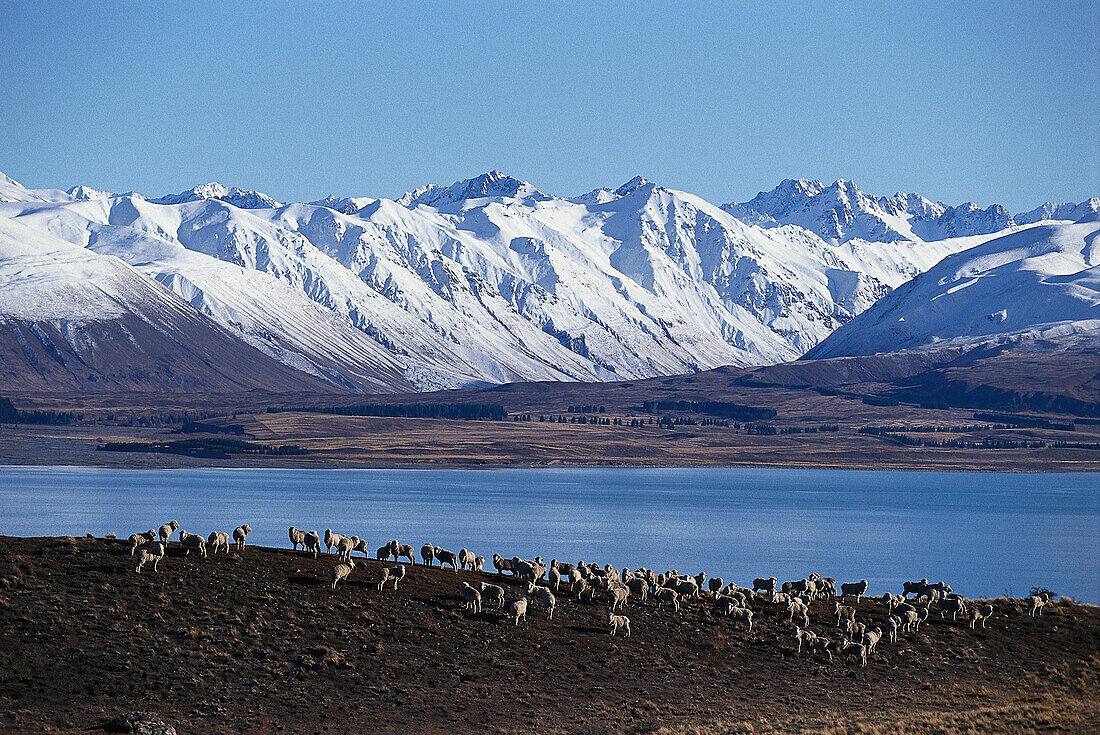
[122, 521, 1055, 665]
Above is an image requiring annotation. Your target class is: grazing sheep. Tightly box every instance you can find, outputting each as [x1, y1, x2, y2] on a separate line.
[377, 544, 394, 561]
[864, 627, 882, 654]
[493, 553, 515, 576]
[514, 559, 543, 585]
[1027, 593, 1051, 616]
[713, 596, 741, 617]
[969, 603, 995, 629]
[728, 606, 754, 631]
[330, 559, 356, 589]
[895, 602, 917, 615]
[435, 547, 459, 572]
[768, 591, 791, 606]
[848, 621, 866, 643]
[654, 587, 680, 613]
[393, 542, 416, 564]
[839, 638, 868, 667]
[673, 577, 700, 599]
[608, 613, 630, 637]
[753, 577, 778, 594]
[207, 531, 231, 555]
[792, 626, 817, 654]
[939, 596, 967, 621]
[626, 576, 648, 603]
[834, 602, 856, 629]
[899, 609, 919, 634]
[178, 530, 207, 558]
[324, 529, 342, 554]
[787, 597, 810, 627]
[840, 579, 868, 602]
[288, 526, 307, 551]
[509, 598, 528, 626]
[377, 564, 406, 592]
[608, 586, 628, 612]
[303, 530, 322, 558]
[708, 577, 724, 594]
[477, 582, 506, 609]
[461, 582, 482, 613]
[233, 524, 252, 551]
[473, 555, 485, 572]
[129, 530, 157, 557]
[134, 541, 167, 573]
[420, 543, 435, 566]
[903, 578, 930, 598]
[817, 577, 837, 598]
[158, 521, 180, 545]
[459, 548, 476, 570]
[574, 578, 594, 602]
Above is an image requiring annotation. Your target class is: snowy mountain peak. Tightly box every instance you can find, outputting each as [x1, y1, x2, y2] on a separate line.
[310, 194, 376, 215]
[614, 176, 652, 197]
[66, 184, 112, 201]
[1015, 198, 1100, 225]
[399, 171, 544, 208]
[151, 182, 282, 209]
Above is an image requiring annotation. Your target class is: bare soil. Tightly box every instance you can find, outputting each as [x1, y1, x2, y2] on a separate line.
[1, 536, 1097, 734]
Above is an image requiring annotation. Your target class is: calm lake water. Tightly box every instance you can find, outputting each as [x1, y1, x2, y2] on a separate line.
[1, 466, 1097, 602]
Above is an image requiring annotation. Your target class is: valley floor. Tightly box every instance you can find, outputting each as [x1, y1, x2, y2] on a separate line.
[0, 537, 1097, 734]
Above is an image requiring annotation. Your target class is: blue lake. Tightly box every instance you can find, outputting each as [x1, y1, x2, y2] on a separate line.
[1, 466, 1097, 602]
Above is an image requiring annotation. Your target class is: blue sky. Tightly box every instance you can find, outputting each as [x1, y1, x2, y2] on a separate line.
[2, 2, 1097, 211]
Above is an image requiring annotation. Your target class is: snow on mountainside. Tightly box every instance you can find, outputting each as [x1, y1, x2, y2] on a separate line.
[1, 169, 1093, 393]
[151, 182, 282, 209]
[0, 217, 339, 392]
[1016, 199, 1100, 225]
[725, 178, 1091, 245]
[805, 221, 1100, 359]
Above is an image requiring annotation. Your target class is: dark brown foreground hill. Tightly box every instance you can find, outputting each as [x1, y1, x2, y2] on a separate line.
[0, 536, 1097, 734]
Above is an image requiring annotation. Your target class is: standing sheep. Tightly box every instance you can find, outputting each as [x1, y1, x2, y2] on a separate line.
[473, 555, 485, 572]
[158, 521, 180, 545]
[330, 559, 356, 590]
[1028, 592, 1052, 616]
[707, 577, 724, 595]
[303, 530, 322, 558]
[608, 613, 631, 637]
[233, 525, 252, 551]
[460, 582, 482, 613]
[834, 602, 856, 629]
[458, 548, 476, 570]
[840, 580, 868, 602]
[129, 530, 157, 557]
[288, 526, 307, 551]
[939, 596, 967, 621]
[435, 547, 459, 572]
[527, 584, 557, 619]
[969, 603, 995, 629]
[394, 543, 416, 564]
[728, 606, 754, 631]
[324, 529, 347, 554]
[654, 587, 680, 613]
[477, 582, 506, 609]
[493, 553, 515, 576]
[884, 615, 901, 643]
[335, 536, 357, 562]
[420, 543, 435, 566]
[134, 541, 167, 574]
[207, 531, 231, 555]
[864, 627, 883, 654]
[839, 638, 868, 667]
[178, 530, 207, 558]
[548, 567, 561, 591]
[377, 564, 407, 592]
[753, 577, 778, 594]
[509, 598, 528, 626]
[787, 597, 810, 627]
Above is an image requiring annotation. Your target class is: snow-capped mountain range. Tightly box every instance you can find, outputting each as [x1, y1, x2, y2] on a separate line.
[0, 169, 1095, 393]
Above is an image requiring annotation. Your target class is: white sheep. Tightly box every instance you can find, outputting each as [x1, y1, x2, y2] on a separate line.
[608, 612, 630, 637]
[1027, 592, 1051, 616]
[713, 596, 740, 617]
[969, 603, 995, 629]
[473, 555, 485, 573]
[509, 597, 528, 626]
[158, 521, 180, 545]
[177, 530, 207, 558]
[435, 547, 459, 572]
[527, 583, 557, 619]
[834, 602, 856, 629]
[939, 596, 967, 621]
[548, 567, 561, 591]
[461, 582, 482, 613]
[420, 543, 435, 566]
[654, 587, 680, 613]
[787, 597, 810, 627]
[288, 526, 307, 551]
[458, 548, 476, 570]
[728, 606, 754, 631]
[881, 592, 905, 612]
[477, 582, 506, 609]
[207, 531, 231, 555]
[324, 529, 346, 554]
[129, 530, 157, 557]
[607, 586, 629, 612]
[233, 525, 252, 551]
[134, 541, 166, 573]
[864, 627, 882, 654]
[335, 535, 357, 562]
[377, 564, 406, 592]
[884, 615, 901, 643]
[848, 621, 866, 643]
[331, 559, 356, 589]
[393, 542, 416, 564]
[626, 577, 648, 603]
[303, 530, 322, 558]
[493, 553, 515, 576]
[839, 638, 868, 667]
